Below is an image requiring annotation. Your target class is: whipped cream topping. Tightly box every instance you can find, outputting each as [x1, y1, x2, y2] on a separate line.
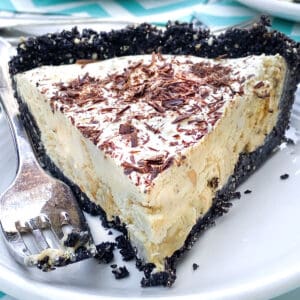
[35, 54, 264, 189]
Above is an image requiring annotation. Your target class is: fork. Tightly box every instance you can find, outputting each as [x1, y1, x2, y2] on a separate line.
[0, 38, 96, 271]
[2, 12, 264, 46]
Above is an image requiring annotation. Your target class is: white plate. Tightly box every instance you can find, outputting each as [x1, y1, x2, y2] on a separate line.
[0, 83, 300, 300]
[237, 0, 300, 22]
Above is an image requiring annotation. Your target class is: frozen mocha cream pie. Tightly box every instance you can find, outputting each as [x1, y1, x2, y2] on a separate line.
[9, 17, 300, 286]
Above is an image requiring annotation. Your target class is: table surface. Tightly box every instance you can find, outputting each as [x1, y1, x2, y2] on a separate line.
[0, 0, 299, 299]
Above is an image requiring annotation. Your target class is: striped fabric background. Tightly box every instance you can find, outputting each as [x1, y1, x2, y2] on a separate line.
[0, 292, 12, 300]
[0, 0, 299, 40]
[0, 0, 299, 299]
[0, 292, 8, 299]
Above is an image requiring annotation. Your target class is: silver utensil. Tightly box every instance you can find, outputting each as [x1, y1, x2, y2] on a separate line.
[1, 13, 263, 46]
[191, 13, 263, 33]
[0, 16, 135, 30]
[0, 38, 96, 271]
[0, 10, 144, 31]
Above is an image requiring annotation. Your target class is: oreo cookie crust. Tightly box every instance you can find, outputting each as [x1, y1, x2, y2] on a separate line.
[9, 17, 300, 287]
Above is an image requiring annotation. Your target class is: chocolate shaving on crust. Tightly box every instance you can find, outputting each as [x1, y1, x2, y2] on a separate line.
[191, 62, 231, 80]
[162, 98, 185, 109]
[147, 101, 166, 113]
[116, 105, 130, 116]
[77, 126, 101, 144]
[119, 123, 135, 135]
[121, 161, 148, 175]
[10, 17, 300, 287]
[172, 113, 192, 124]
[131, 131, 138, 147]
[144, 122, 160, 134]
[254, 81, 264, 89]
[122, 154, 174, 179]
[143, 154, 165, 165]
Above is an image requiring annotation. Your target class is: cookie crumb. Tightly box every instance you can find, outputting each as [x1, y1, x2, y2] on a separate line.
[230, 191, 241, 200]
[116, 235, 135, 261]
[95, 242, 116, 264]
[244, 189, 252, 194]
[141, 270, 176, 287]
[112, 266, 130, 279]
[283, 136, 295, 145]
[192, 263, 199, 271]
[280, 173, 289, 180]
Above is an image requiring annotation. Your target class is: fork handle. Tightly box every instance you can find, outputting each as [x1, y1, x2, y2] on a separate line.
[0, 39, 38, 167]
[0, 17, 135, 30]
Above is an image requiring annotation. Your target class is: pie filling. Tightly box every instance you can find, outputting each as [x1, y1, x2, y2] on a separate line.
[14, 53, 286, 270]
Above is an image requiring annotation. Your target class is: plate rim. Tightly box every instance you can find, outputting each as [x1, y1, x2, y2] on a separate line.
[1, 253, 300, 300]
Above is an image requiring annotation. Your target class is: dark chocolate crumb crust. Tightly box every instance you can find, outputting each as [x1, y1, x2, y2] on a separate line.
[115, 235, 136, 262]
[9, 17, 300, 287]
[95, 242, 116, 264]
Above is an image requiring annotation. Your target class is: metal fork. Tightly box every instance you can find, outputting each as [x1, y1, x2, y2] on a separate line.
[191, 13, 263, 34]
[0, 39, 96, 271]
[2, 13, 263, 46]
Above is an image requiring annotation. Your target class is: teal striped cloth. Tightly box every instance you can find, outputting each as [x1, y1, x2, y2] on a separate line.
[0, 0, 299, 41]
[0, 291, 11, 300]
[0, 1, 299, 300]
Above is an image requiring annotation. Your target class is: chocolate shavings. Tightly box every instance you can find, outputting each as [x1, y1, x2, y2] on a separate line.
[119, 123, 135, 135]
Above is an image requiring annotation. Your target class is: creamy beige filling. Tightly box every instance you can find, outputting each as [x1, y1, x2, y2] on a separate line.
[15, 54, 286, 270]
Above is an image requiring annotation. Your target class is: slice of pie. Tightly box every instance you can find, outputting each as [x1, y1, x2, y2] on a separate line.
[10, 17, 300, 286]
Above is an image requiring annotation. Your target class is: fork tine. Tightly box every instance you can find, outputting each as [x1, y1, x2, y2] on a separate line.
[47, 220, 64, 241]
[0, 223, 32, 264]
[36, 215, 62, 248]
[33, 230, 51, 251]
[15, 220, 31, 233]
[59, 211, 70, 225]
[37, 214, 51, 229]
[29, 218, 50, 251]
